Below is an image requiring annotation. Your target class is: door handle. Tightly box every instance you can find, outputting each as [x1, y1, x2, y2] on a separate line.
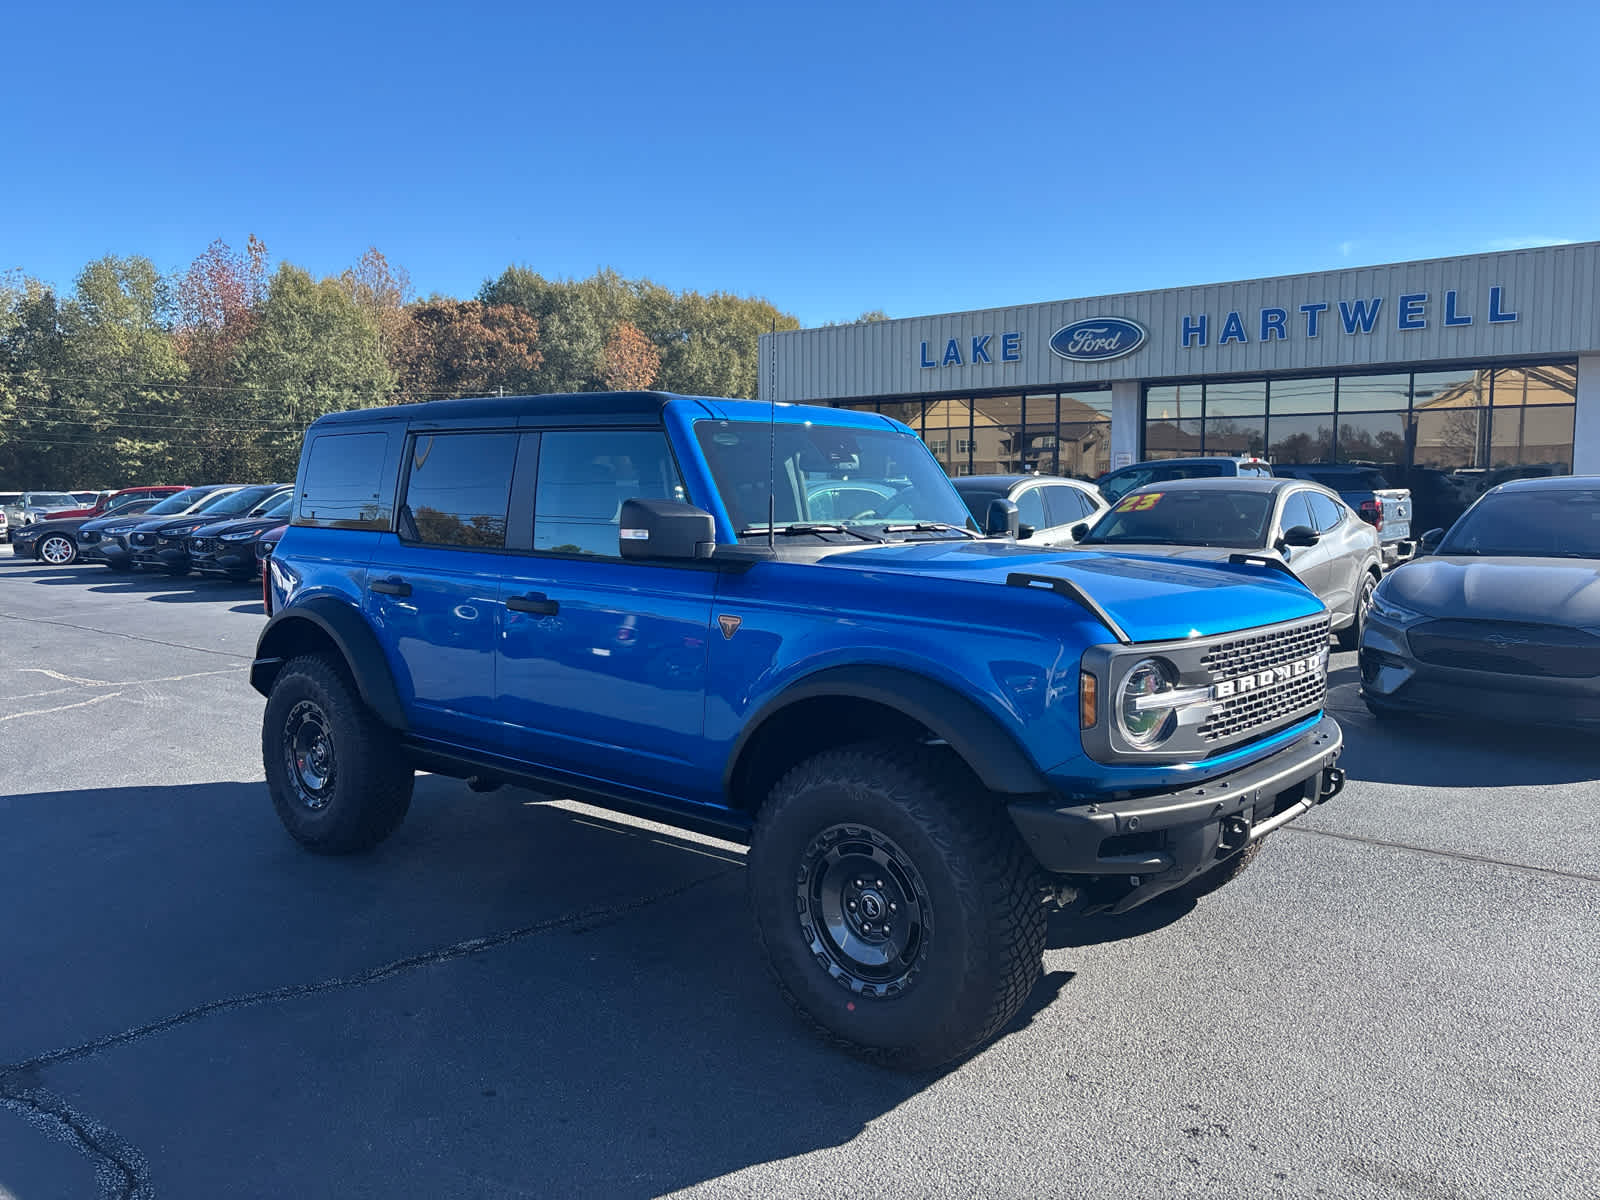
[371, 576, 412, 596]
[506, 592, 560, 615]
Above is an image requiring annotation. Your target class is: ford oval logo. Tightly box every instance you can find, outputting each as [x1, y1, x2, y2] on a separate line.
[1049, 316, 1148, 362]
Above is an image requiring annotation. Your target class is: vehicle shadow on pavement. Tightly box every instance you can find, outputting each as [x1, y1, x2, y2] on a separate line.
[1046, 895, 1195, 950]
[0, 775, 1071, 1198]
[1331, 705, 1597, 787]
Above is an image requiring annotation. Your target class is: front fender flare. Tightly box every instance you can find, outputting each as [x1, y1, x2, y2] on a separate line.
[250, 597, 408, 731]
[724, 664, 1051, 800]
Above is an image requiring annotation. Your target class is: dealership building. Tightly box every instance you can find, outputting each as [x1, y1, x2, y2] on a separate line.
[759, 241, 1598, 528]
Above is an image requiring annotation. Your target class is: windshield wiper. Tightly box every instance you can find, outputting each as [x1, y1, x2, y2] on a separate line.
[740, 523, 884, 542]
[877, 522, 978, 538]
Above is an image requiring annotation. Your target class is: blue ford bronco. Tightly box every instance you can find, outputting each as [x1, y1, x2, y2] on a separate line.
[252, 392, 1345, 1068]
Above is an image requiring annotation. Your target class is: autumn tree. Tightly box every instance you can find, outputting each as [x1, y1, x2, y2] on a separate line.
[170, 236, 272, 480]
[394, 299, 543, 400]
[602, 321, 660, 391]
[337, 246, 412, 363]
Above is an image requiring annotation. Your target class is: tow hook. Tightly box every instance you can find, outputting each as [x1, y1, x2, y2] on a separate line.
[1318, 766, 1346, 803]
[1218, 815, 1252, 852]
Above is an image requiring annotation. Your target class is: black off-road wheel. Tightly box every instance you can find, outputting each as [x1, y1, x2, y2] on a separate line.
[748, 742, 1046, 1071]
[262, 655, 413, 854]
[1175, 840, 1264, 902]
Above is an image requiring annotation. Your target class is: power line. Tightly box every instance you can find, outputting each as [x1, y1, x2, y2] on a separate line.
[1, 369, 483, 400]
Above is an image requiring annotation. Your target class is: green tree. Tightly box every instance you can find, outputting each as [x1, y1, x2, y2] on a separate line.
[233, 264, 393, 477]
[0, 276, 70, 487]
[51, 256, 187, 487]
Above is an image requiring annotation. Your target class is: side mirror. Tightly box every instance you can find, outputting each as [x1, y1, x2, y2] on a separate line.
[1070, 522, 1091, 541]
[1418, 527, 1444, 555]
[618, 498, 716, 561]
[985, 498, 1020, 538]
[1280, 524, 1320, 548]
[1017, 523, 1035, 540]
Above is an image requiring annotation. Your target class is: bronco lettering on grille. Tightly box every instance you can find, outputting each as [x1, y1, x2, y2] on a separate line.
[1211, 649, 1328, 699]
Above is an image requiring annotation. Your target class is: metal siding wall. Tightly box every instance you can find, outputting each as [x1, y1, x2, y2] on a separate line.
[770, 243, 1600, 403]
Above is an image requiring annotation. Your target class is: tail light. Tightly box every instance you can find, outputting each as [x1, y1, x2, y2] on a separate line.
[1359, 499, 1383, 531]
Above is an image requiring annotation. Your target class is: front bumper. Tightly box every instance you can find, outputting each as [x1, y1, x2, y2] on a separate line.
[131, 542, 189, 570]
[1008, 715, 1344, 914]
[1360, 613, 1600, 726]
[192, 547, 256, 576]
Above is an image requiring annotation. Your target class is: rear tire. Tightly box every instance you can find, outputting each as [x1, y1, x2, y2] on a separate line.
[262, 655, 413, 854]
[748, 742, 1046, 1071]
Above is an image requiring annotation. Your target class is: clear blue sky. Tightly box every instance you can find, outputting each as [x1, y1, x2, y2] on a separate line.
[2, 0, 1595, 327]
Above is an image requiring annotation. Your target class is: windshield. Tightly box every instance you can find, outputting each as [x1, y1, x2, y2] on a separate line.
[251, 491, 292, 517]
[1081, 489, 1276, 549]
[695, 421, 976, 538]
[1439, 489, 1600, 558]
[144, 487, 214, 516]
[196, 486, 283, 516]
[27, 493, 78, 508]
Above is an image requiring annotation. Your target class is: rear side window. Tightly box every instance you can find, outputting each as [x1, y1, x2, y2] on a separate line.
[399, 432, 519, 549]
[300, 431, 392, 528]
[534, 430, 684, 556]
[1044, 484, 1094, 522]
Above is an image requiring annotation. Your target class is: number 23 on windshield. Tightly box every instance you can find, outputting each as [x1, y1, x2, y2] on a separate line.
[1115, 492, 1164, 512]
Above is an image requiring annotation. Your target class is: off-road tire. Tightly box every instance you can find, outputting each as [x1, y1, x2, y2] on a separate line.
[1175, 840, 1263, 902]
[262, 654, 413, 854]
[748, 742, 1046, 1071]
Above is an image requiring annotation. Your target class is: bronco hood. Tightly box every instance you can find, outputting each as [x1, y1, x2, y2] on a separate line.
[815, 540, 1323, 642]
[1385, 556, 1600, 626]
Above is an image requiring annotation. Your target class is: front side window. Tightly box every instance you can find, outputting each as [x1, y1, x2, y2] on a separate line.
[1306, 492, 1344, 531]
[535, 429, 684, 555]
[696, 420, 975, 539]
[400, 432, 518, 549]
[1014, 486, 1047, 529]
[1280, 491, 1315, 533]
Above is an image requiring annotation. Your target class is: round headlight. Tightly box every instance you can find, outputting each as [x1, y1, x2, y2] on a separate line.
[1118, 657, 1179, 748]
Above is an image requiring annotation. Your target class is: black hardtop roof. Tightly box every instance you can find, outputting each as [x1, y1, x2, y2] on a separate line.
[311, 391, 684, 429]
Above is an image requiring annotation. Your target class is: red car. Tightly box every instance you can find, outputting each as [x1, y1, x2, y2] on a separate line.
[49, 485, 188, 521]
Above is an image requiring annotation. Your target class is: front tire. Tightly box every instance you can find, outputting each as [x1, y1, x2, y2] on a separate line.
[38, 533, 79, 565]
[1337, 572, 1379, 651]
[748, 743, 1046, 1070]
[262, 655, 413, 854]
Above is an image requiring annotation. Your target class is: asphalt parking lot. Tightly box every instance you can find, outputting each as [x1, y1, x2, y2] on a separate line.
[2, 546, 1597, 1200]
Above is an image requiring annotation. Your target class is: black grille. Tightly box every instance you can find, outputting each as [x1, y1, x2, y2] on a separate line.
[1200, 617, 1332, 680]
[190, 537, 214, 553]
[1196, 616, 1331, 744]
[1409, 620, 1600, 678]
[131, 532, 154, 546]
[79, 530, 100, 543]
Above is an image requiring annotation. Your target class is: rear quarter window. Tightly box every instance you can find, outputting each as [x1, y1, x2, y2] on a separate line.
[298, 430, 396, 529]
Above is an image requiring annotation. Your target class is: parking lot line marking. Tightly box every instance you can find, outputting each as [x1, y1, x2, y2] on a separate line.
[16, 666, 240, 689]
[0, 692, 124, 723]
[1283, 825, 1600, 885]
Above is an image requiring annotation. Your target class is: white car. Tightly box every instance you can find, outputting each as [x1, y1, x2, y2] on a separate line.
[952, 474, 1110, 547]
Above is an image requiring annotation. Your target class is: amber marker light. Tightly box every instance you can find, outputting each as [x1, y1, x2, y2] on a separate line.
[1080, 671, 1097, 729]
